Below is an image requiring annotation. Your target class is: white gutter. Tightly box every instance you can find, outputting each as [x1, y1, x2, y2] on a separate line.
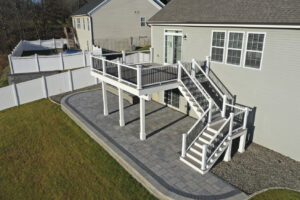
[149, 23, 300, 29]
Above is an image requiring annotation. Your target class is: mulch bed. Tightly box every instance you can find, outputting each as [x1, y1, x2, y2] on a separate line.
[211, 141, 300, 195]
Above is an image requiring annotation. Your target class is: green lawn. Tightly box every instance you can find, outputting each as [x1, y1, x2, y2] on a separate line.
[0, 65, 9, 87]
[0, 100, 156, 200]
[250, 189, 300, 200]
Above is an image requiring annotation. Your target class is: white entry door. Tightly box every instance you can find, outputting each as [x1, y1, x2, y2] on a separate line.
[164, 30, 182, 64]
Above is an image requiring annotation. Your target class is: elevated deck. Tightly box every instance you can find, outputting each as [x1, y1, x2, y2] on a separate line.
[91, 56, 179, 97]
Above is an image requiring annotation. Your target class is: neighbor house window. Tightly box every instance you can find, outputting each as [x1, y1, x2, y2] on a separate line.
[77, 18, 80, 29]
[87, 18, 90, 31]
[211, 31, 226, 62]
[73, 19, 75, 27]
[83, 18, 85, 30]
[141, 17, 146, 27]
[244, 33, 265, 69]
[226, 32, 244, 66]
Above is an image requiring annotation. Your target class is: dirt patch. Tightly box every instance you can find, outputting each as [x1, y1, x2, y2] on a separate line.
[211, 141, 300, 195]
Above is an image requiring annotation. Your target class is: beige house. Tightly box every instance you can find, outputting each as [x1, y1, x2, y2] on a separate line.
[148, 0, 300, 161]
[71, 0, 164, 51]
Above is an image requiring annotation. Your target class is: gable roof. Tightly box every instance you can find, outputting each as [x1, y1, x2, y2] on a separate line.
[148, 0, 300, 26]
[72, 0, 106, 16]
[72, 0, 164, 16]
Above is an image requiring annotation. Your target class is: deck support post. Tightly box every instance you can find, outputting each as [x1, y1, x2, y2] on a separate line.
[140, 97, 146, 140]
[238, 133, 247, 153]
[205, 56, 210, 75]
[118, 88, 125, 127]
[122, 50, 126, 64]
[181, 133, 187, 157]
[224, 141, 232, 162]
[191, 58, 196, 78]
[102, 81, 108, 116]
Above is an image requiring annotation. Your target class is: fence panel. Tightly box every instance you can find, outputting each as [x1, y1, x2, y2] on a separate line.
[39, 55, 61, 71]
[46, 72, 71, 96]
[12, 56, 37, 74]
[72, 67, 96, 90]
[63, 53, 84, 69]
[0, 85, 17, 110]
[16, 78, 45, 104]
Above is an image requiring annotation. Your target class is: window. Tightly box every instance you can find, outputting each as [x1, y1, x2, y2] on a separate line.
[164, 30, 182, 64]
[87, 18, 90, 31]
[164, 89, 180, 108]
[244, 33, 265, 69]
[226, 32, 244, 66]
[141, 17, 146, 27]
[83, 18, 85, 30]
[73, 19, 75, 27]
[211, 31, 226, 62]
[77, 18, 80, 29]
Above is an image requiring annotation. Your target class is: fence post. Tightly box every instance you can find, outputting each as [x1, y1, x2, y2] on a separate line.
[117, 61, 121, 82]
[177, 61, 182, 82]
[208, 99, 213, 124]
[8, 54, 14, 75]
[90, 54, 94, 69]
[181, 133, 187, 157]
[12, 83, 20, 106]
[150, 47, 154, 63]
[229, 112, 234, 137]
[82, 50, 87, 67]
[60, 53, 64, 70]
[122, 50, 126, 64]
[137, 65, 142, 89]
[205, 56, 210, 75]
[243, 108, 249, 129]
[222, 95, 227, 117]
[201, 144, 208, 171]
[35, 54, 40, 72]
[42, 76, 48, 98]
[68, 70, 74, 91]
[53, 38, 56, 49]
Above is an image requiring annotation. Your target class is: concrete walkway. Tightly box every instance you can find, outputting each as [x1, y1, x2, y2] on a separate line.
[61, 89, 248, 200]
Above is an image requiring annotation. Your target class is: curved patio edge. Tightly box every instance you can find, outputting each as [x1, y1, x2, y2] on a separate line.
[60, 90, 248, 200]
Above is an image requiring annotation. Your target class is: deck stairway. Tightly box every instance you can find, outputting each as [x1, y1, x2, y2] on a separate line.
[178, 60, 249, 174]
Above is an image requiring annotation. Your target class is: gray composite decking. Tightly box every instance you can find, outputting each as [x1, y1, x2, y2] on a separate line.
[61, 89, 248, 200]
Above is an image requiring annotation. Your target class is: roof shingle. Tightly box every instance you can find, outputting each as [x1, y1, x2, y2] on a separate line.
[148, 0, 300, 25]
[72, 0, 106, 16]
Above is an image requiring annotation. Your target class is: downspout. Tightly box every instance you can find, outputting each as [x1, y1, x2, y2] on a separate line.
[89, 14, 94, 48]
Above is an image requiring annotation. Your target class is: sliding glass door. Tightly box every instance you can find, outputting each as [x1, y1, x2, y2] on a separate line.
[164, 30, 182, 64]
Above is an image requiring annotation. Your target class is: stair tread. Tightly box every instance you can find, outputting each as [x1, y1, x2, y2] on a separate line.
[187, 151, 203, 160]
[182, 156, 202, 169]
[209, 121, 229, 132]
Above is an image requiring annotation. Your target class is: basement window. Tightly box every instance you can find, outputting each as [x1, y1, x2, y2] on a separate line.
[87, 18, 90, 31]
[244, 33, 265, 70]
[211, 31, 226, 63]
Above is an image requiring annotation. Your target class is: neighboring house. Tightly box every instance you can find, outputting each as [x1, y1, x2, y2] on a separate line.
[147, 0, 300, 161]
[71, 0, 164, 51]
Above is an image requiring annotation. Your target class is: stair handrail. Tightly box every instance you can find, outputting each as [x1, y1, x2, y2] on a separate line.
[182, 108, 210, 157]
[208, 116, 231, 145]
[193, 59, 224, 100]
[178, 61, 211, 102]
[206, 113, 234, 164]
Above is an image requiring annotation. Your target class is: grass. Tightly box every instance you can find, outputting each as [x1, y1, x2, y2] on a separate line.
[250, 189, 300, 200]
[136, 45, 151, 51]
[0, 55, 9, 87]
[0, 100, 156, 200]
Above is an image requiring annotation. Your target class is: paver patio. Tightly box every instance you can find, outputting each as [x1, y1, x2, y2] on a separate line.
[61, 89, 248, 200]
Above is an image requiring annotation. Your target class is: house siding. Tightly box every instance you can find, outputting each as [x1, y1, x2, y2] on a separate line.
[90, 0, 160, 51]
[72, 16, 92, 51]
[151, 25, 300, 161]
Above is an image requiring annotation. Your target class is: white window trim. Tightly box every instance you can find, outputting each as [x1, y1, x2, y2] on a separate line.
[225, 31, 245, 67]
[243, 32, 266, 71]
[210, 30, 227, 64]
[163, 29, 183, 65]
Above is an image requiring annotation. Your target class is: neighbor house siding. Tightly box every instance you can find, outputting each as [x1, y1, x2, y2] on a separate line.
[90, 0, 160, 51]
[151, 25, 300, 161]
[72, 16, 92, 51]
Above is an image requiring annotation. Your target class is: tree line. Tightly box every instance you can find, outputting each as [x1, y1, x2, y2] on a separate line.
[0, 0, 88, 53]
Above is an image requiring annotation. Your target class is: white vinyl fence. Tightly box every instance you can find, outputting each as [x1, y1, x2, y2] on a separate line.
[0, 67, 98, 111]
[9, 51, 91, 74]
[11, 39, 67, 56]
